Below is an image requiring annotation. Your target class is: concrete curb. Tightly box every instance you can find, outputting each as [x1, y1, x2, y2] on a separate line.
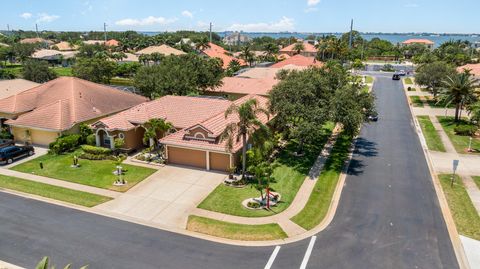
[403, 83, 470, 269]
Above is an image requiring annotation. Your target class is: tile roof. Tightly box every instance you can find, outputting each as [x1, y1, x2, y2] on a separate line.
[83, 40, 105, 45]
[160, 95, 270, 153]
[279, 42, 317, 53]
[270, 54, 323, 68]
[239, 66, 306, 79]
[457, 63, 480, 77]
[0, 79, 40, 100]
[135, 44, 186, 56]
[402, 39, 434, 45]
[3, 77, 147, 131]
[208, 76, 278, 96]
[20, 38, 53, 45]
[52, 41, 79, 51]
[94, 95, 232, 131]
[202, 42, 246, 69]
[105, 39, 120, 47]
[31, 49, 77, 60]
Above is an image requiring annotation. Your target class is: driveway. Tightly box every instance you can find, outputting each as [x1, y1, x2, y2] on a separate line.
[94, 165, 226, 228]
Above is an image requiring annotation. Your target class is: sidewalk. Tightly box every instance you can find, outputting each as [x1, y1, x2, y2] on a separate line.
[191, 126, 342, 237]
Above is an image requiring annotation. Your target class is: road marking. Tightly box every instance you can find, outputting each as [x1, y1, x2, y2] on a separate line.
[264, 246, 281, 269]
[300, 236, 317, 269]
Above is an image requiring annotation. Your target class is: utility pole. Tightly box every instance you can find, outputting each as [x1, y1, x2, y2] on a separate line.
[104, 22, 107, 42]
[35, 23, 39, 38]
[348, 19, 354, 49]
[6, 24, 10, 32]
[209, 22, 212, 43]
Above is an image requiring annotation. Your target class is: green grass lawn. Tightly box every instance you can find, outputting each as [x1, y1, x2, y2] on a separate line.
[364, 76, 374, 84]
[437, 116, 480, 154]
[290, 133, 352, 230]
[473, 176, 480, 190]
[11, 152, 156, 192]
[404, 77, 413, 85]
[417, 116, 446, 152]
[198, 122, 335, 217]
[438, 174, 480, 240]
[3, 63, 23, 77]
[51, 67, 73, 76]
[361, 85, 370, 93]
[0, 174, 111, 207]
[186, 215, 287, 241]
[424, 98, 455, 108]
[409, 96, 424, 107]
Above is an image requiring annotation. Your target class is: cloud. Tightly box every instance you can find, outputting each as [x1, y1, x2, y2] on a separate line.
[228, 16, 294, 32]
[36, 13, 60, 23]
[20, 12, 32, 19]
[115, 16, 178, 26]
[181, 10, 193, 18]
[304, 7, 318, 13]
[307, 0, 321, 6]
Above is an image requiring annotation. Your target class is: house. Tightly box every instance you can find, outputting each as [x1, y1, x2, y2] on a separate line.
[201, 42, 245, 69]
[279, 42, 318, 57]
[83, 40, 105, 45]
[206, 76, 278, 99]
[0, 79, 40, 127]
[457, 63, 480, 78]
[1, 77, 147, 146]
[236, 66, 305, 79]
[160, 94, 270, 171]
[135, 44, 186, 56]
[20, 38, 54, 45]
[31, 49, 77, 66]
[105, 39, 120, 47]
[92, 96, 232, 151]
[271, 54, 323, 68]
[223, 32, 252, 46]
[116, 52, 139, 63]
[52, 41, 79, 51]
[401, 39, 434, 50]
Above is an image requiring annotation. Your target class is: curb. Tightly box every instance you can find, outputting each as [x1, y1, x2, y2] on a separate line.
[403, 83, 470, 269]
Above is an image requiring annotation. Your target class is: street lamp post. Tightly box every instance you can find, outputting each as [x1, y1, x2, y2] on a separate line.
[468, 137, 473, 152]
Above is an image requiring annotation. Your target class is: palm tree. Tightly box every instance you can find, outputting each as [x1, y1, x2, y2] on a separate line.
[149, 52, 165, 65]
[440, 71, 479, 122]
[293, 42, 305, 55]
[220, 98, 270, 177]
[239, 45, 255, 67]
[263, 43, 279, 61]
[142, 118, 174, 149]
[195, 36, 210, 52]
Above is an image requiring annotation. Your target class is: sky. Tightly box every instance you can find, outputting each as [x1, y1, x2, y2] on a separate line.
[1, 0, 479, 34]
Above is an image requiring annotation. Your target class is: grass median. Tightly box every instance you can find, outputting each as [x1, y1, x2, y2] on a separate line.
[438, 174, 480, 240]
[437, 116, 480, 154]
[187, 215, 287, 241]
[417, 116, 446, 152]
[0, 175, 112, 207]
[404, 77, 413, 85]
[409, 96, 424, 107]
[290, 133, 352, 230]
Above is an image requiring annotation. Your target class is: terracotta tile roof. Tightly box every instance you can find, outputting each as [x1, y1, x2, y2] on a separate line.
[402, 39, 434, 45]
[278, 53, 291, 60]
[20, 38, 53, 45]
[83, 40, 105, 45]
[0, 79, 40, 100]
[279, 42, 317, 53]
[52, 41, 79, 51]
[271, 54, 323, 68]
[31, 49, 77, 60]
[94, 95, 232, 131]
[239, 66, 306, 79]
[457, 63, 480, 77]
[208, 77, 278, 96]
[160, 95, 270, 153]
[105, 39, 120, 47]
[202, 42, 246, 69]
[135, 44, 186, 56]
[3, 77, 147, 131]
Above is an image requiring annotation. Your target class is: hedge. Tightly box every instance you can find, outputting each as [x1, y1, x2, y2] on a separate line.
[49, 134, 82, 154]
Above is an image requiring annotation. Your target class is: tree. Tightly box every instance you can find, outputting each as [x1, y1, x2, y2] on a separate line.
[415, 61, 456, 98]
[142, 118, 173, 148]
[12, 43, 37, 62]
[22, 60, 57, 83]
[220, 98, 269, 177]
[439, 71, 479, 122]
[194, 36, 210, 51]
[293, 42, 305, 55]
[226, 59, 241, 77]
[249, 161, 277, 204]
[134, 54, 223, 98]
[263, 43, 279, 61]
[239, 45, 255, 67]
[72, 57, 117, 83]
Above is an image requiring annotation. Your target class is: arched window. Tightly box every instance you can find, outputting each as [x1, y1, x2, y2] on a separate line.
[194, 132, 205, 139]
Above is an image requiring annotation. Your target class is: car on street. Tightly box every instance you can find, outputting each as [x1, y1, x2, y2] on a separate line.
[398, 70, 406, 76]
[392, 74, 401, 80]
[368, 115, 379, 121]
[0, 145, 35, 165]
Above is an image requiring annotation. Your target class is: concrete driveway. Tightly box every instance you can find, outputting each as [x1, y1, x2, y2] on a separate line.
[94, 165, 226, 228]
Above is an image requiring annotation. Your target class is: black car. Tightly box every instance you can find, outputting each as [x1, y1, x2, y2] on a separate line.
[0, 145, 35, 165]
[392, 74, 401, 80]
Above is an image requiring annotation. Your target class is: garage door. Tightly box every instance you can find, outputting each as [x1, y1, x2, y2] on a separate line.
[167, 146, 206, 169]
[210, 152, 230, 172]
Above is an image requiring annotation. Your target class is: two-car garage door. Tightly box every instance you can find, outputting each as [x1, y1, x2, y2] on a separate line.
[167, 146, 230, 172]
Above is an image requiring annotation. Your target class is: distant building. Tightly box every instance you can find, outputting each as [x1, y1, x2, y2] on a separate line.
[20, 37, 54, 45]
[474, 41, 480, 51]
[279, 41, 318, 57]
[135, 44, 186, 56]
[223, 32, 252, 46]
[201, 42, 246, 69]
[401, 39, 434, 50]
[52, 41, 79, 51]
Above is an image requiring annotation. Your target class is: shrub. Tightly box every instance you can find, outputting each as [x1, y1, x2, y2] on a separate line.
[0, 127, 13, 139]
[114, 138, 125, 149]
[78, 152, 115, 160]
[454, 125, 478, 136]
[86, 134, 96, 145]
[49, 134, 81, 154]
[247, 201, 261, 208]
[81, 145, 112, 155]
[79, 123, 93, 143]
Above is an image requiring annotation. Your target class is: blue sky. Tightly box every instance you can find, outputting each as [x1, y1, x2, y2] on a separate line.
[1, 0, 479, 33]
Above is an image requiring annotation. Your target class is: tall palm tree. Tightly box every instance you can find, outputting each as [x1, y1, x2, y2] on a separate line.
[195, 36, 210, 52]
[293, 42, 305, 55]
[440, 71, 479, 122]
[263, 43, 279, 61]
[142, 118, 174, 149]
[220, 98, 269, 177]
[239, 45, 255, 67]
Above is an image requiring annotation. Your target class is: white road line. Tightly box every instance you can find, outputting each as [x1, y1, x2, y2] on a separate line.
[300, 236, 317, 269]
[264, 246, 281, 269]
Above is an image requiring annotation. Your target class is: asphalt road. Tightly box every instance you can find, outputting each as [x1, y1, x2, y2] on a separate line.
[0, 74, 459, 269]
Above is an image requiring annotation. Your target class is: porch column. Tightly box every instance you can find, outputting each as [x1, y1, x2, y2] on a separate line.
[206, 151, 210, 170]
[109, 136, 115, 150]
[95, 133, 100, 147]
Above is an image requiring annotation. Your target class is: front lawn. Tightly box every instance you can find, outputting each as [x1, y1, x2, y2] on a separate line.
[0, 175, 111, 207]
[186, 215, 287, 241]
[404, 77, 413, 85]
[290, 133, 352, 230]
[424, 97, 455, 108]
[51, 67, 73, 76]
[473, 176, 480, 190]
[198, 122, 335, 217]
[437, 116, 480, 154]
[409, 96, 424, 107]
[438, 174, 480, 240]
[364, 76, 374, 84]
[417, 116, 446, 152]
[11, 152, 156, 192]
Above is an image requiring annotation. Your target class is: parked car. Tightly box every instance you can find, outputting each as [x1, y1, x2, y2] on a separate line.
[368, 115, 379, 121]
[0, 139, 14, 148]
[0, 145, 35, 165]
[398, 70, 406, 76]
[392, 74, 401, 80]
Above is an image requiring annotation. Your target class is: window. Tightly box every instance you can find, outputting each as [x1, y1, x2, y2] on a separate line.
[103, 137, 111, 147]
[194, 132, 205, 139]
